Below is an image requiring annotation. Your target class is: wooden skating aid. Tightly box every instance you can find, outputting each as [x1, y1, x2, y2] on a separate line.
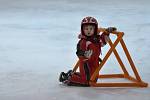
[73, 28, 148, 87]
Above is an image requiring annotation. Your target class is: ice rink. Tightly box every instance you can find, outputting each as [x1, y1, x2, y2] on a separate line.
[0, 0, 150, 100]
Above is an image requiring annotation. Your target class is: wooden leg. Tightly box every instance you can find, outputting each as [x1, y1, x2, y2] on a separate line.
[120, 39, 142, 82]
[108, 40, 129, 76]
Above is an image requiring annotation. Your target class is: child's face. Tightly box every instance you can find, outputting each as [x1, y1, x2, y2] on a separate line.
[83, 25, 95, 36]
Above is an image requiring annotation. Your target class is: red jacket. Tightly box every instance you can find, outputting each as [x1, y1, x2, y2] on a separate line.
[68, 33, 109, 85]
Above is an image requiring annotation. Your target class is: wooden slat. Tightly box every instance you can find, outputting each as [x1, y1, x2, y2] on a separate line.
[90, 82, 148, 87]
[125, 75, 140, 83]
[120, 39, 142, 82]
[108, 40, 129, 76]
[73, 60, 79, 72]
[98, 74, 124, 78]
[91, 33, 124, 81]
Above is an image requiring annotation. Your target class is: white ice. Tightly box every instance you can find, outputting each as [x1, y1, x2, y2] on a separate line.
[0, 0, 150, 100]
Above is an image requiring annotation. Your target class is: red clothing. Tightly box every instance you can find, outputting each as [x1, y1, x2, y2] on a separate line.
[68, 33, 108, 85]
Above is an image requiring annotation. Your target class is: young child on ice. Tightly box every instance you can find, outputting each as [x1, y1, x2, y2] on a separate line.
[59, 16, 116, 86]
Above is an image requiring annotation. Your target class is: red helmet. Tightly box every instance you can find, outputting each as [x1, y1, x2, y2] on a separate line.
[81, 16, 98, 36]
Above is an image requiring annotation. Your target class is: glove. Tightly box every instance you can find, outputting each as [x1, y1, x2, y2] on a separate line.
[106, 27, 117, 33]
[84, 50, 93, 59]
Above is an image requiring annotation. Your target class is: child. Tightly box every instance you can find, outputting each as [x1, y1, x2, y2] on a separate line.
[59, 16, 116, 86]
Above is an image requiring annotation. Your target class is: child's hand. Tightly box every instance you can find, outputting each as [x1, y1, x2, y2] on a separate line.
[106, 27, 117, 33]
[84, 50, 93, 59]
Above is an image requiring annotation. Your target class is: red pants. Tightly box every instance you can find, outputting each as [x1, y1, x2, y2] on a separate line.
[68, 58, 99, 85]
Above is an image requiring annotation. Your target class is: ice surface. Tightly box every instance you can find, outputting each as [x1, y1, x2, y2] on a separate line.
[0, 0, 150, 100]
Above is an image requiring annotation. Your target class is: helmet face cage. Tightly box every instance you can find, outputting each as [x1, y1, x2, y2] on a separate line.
[81, 17, 98, 36]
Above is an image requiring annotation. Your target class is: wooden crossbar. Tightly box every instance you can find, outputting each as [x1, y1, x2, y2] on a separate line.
[98, 74, 125, 78]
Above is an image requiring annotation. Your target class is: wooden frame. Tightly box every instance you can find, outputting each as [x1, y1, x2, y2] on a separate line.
[72, 28, 148, 87]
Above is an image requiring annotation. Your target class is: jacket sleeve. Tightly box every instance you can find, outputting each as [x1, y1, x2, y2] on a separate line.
[76, 40, 86, 57]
